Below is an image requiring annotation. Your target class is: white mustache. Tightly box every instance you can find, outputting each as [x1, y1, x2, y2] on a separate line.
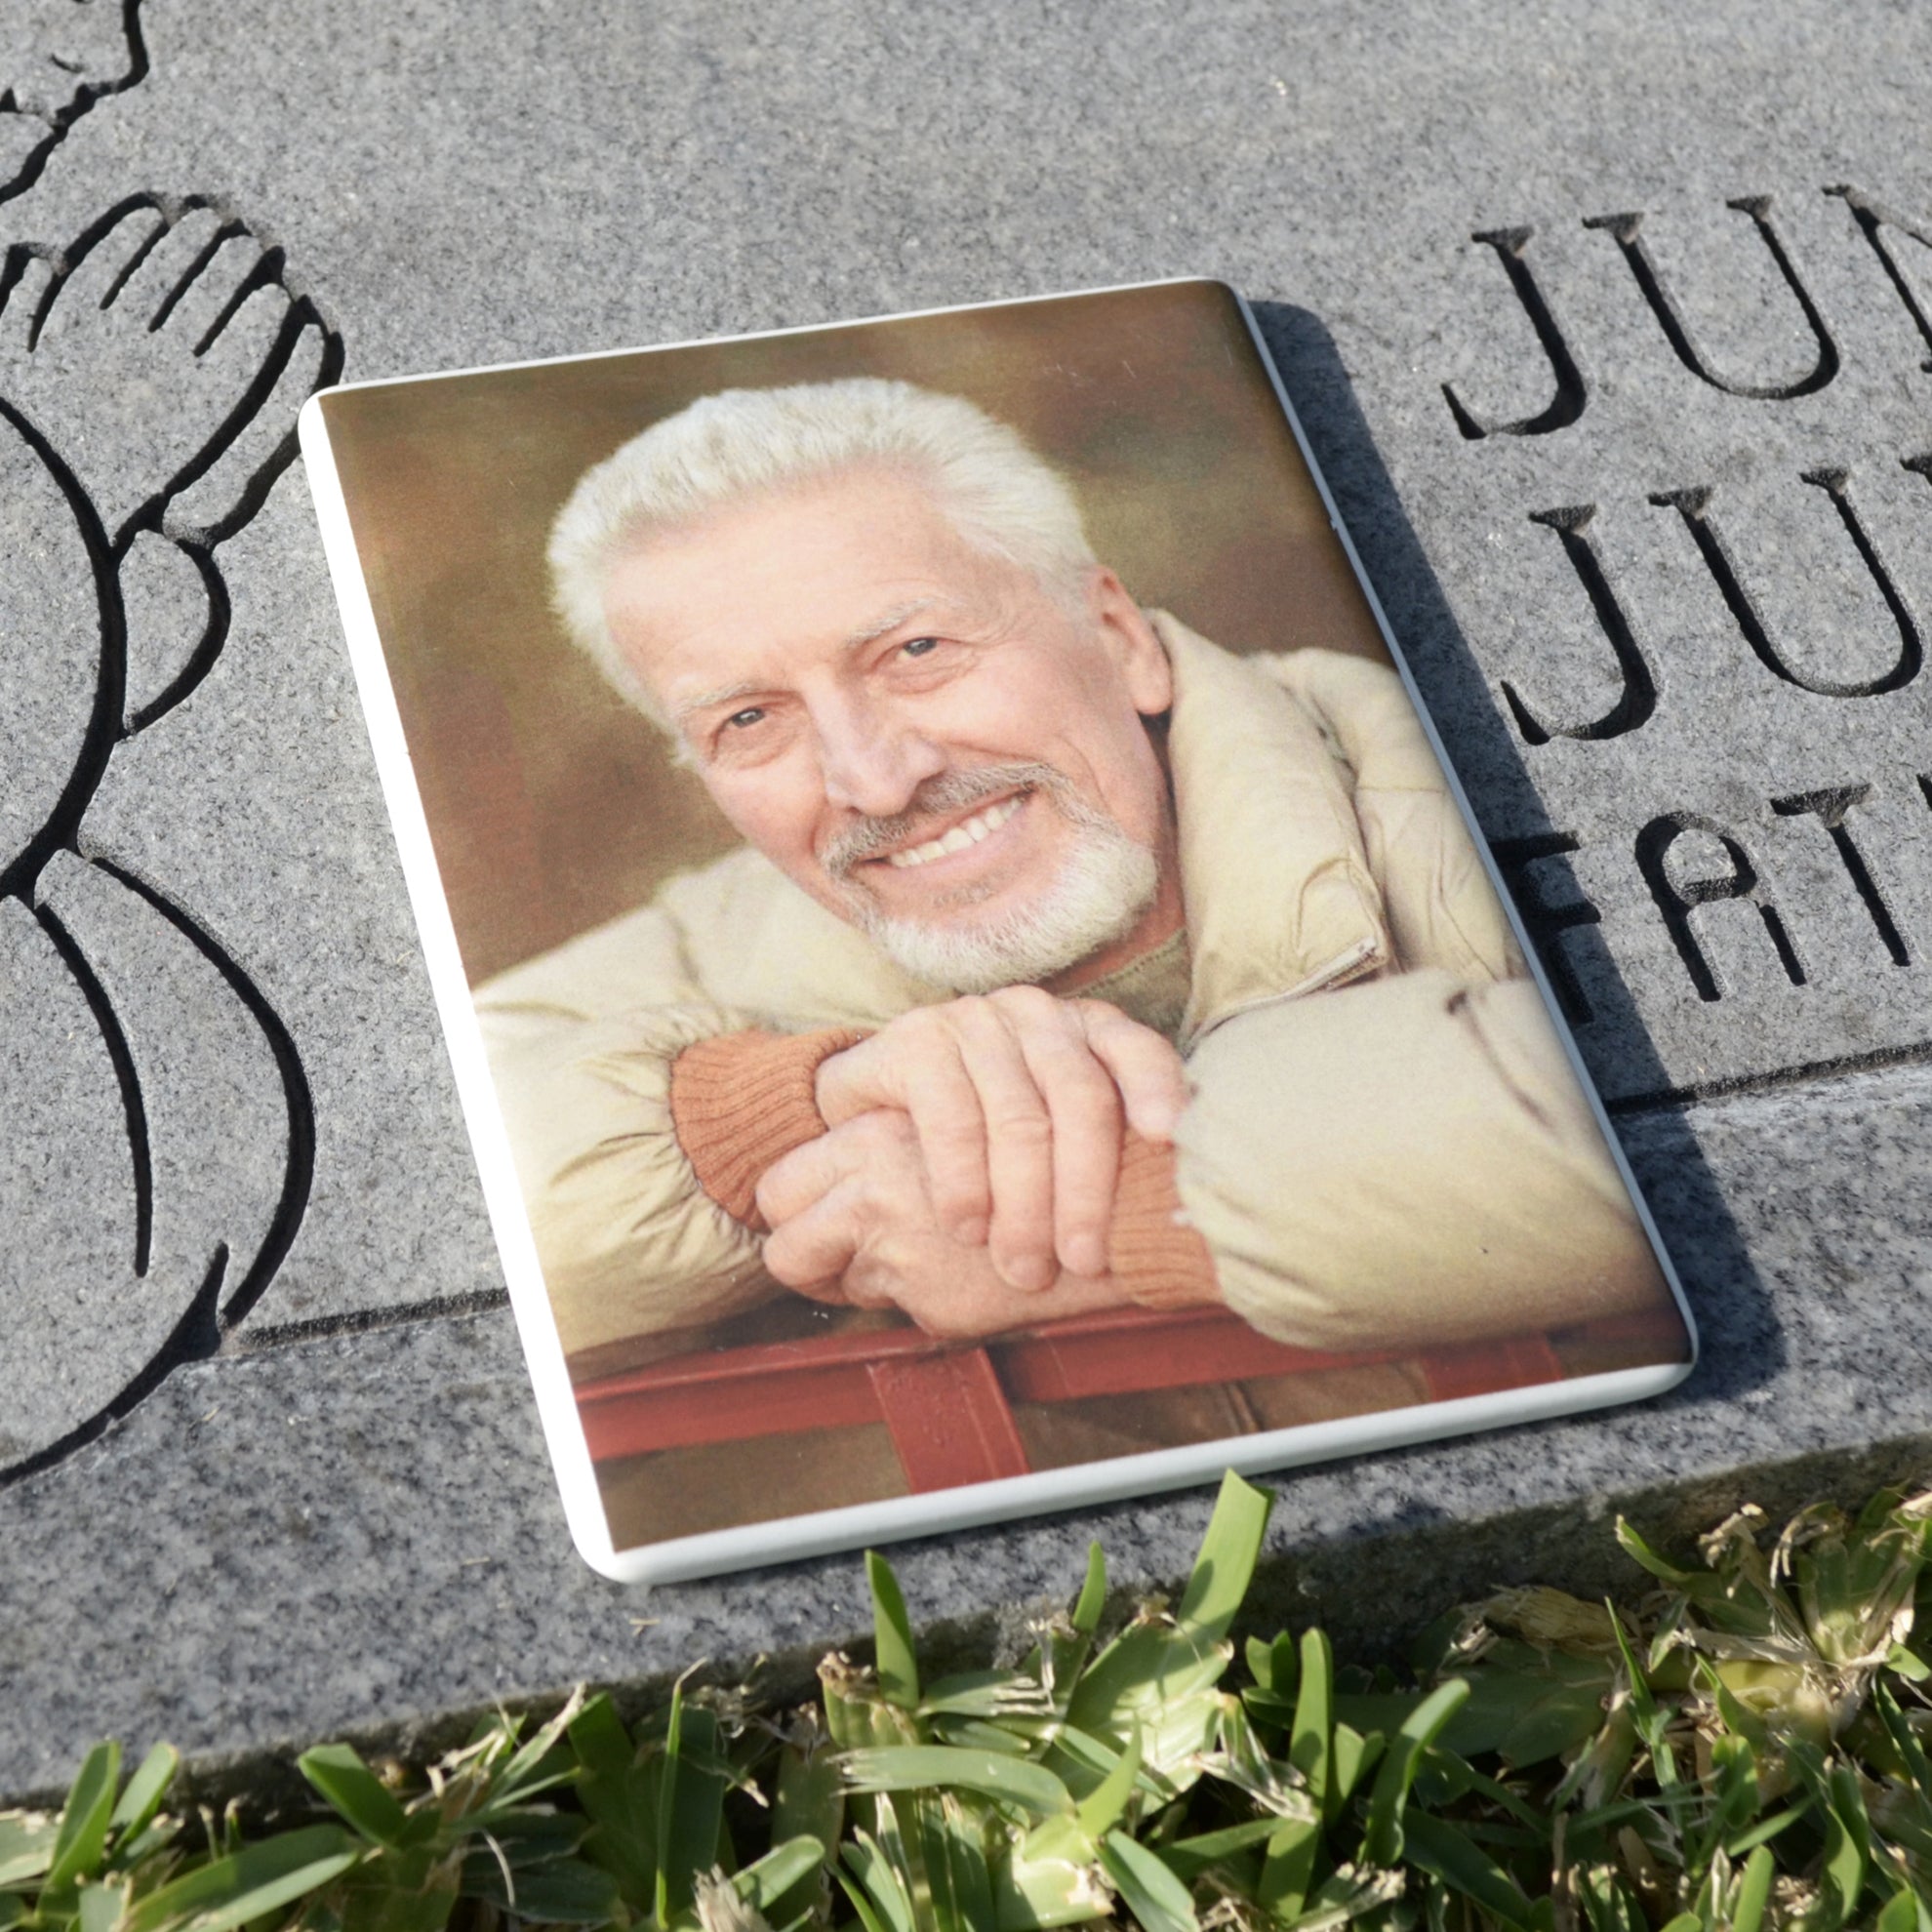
[819, 763, 1064, 878]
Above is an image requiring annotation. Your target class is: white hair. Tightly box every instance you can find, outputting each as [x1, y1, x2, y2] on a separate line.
[546, 378, 1099, 721]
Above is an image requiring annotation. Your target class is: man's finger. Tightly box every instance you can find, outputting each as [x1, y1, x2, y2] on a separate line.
[761, 1175, 866, 1290]
[816, 1021, 993, 1246]
[897, 1046, 992, 1247]
[1075, 1000, 1189, 1141]
[1012, 1005, 1124, 1278]
[755, 1126, 850, 1228]
[953, 998, 1058, 1292]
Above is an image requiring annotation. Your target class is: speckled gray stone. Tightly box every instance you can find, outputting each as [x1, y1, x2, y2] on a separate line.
[4, 0, 1932, 1802]
[0, 900, 147, 1469]
[4, 1059, 1931, 1799]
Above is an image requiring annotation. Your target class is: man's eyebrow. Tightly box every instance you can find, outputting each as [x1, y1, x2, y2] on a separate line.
[844, 598, 939, 650]
[668, 601, 947, 724]
[670, 681, 764, 726]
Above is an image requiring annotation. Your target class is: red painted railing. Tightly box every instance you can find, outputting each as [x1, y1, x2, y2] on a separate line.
[575, 1305, 1679, 1494]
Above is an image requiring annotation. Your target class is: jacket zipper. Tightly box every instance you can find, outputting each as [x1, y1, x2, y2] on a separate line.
[1182, 937, 1386, 1052]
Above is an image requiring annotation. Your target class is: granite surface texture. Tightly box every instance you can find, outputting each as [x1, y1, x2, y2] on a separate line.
[3, 0, 1931, 1794]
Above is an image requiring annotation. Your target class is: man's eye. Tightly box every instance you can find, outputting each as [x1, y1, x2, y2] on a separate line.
[901, 636, 942, 659]
[724, 706, 766, 730]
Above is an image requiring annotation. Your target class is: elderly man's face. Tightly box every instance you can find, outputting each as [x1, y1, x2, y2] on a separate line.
[604, 468, 1182, 989]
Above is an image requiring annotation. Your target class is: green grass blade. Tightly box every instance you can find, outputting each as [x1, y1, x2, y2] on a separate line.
[867, 1552, 920, 1711]
[125, 1828, 359, 1932]
[1257, 1815, 1320, 1921]
[569, 1697, 660, 1909]
[917, 1792, 987, 1931]
[657, 1696, 728, 1923]
[1874, 1890, 1920, 1932]
[1246, 1632, 1300, 1702]
[1161, 1817, 1279, 1879]
[1607, 1611, 1678, 1791]
[836, 1870, 894, 1932]
[841, 1831, 916, 1932]
[836, 1867, 897, 1932]
[1176, 1473, 1273, 1647]
[46, 1743, 121, 1891]
[919, 1670, 1037, 1718]
[1328, 1724, 1382, 1825]
[1614, 1518, 1695, 1585]
[1290, 1628, 1333, 1815]
[1072, 1544, 1107, 1635]
[1873, 1684, 1932, 1792]
[192, 1855, 365, 1932]
[0, 1817, 60, 1889]
[1074, 1722, 1143, 1838]
[771, 1734, 842, 1925]
[1100, 1831, 1198, 1932]
[464, 1854, 623, 1925]
[1730, 1845, 1775, 1932]
[1064, 1475, 1268, 1764]
[1817, 1762, 1871, 1928]
[299, 1745, 411, 1848]
[732, 1835, 825, 1913]
[1401, 1811, 1536, 1930]
[77, 1881, 125, 1932]
[993, 1843, 1112, 1930]
[565, 1695, 633, 1780]
[842, 1748, 1071, 1817]
[1360, 1680, 1469, 1867]
[108, 1746, 179, 1842]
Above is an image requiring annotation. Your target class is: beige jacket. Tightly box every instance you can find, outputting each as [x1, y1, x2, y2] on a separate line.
[477, 616, 1665, 1357]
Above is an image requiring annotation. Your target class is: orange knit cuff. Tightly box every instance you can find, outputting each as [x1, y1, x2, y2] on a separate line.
[1109, 1132, 1220, 1309]
[669, 1028, 868, 1229]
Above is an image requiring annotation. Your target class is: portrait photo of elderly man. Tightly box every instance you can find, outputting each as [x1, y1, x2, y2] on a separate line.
[473, 373, 1672, 1417]
[304, 283, 1692, 1556]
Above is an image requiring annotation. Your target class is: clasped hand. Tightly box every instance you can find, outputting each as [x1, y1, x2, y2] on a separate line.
[754, 988, 1187, 1338]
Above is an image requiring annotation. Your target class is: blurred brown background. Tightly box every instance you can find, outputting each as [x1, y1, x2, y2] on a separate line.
[320, 279, 1392, 986]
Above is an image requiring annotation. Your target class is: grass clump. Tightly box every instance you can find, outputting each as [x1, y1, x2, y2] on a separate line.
[6, 1475, 1932, 1929]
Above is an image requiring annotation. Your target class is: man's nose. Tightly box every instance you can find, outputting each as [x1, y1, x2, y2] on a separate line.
[813, 692, 946, 818]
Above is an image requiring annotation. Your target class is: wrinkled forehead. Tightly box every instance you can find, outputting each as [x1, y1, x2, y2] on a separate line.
[604, 469, 1043, 694]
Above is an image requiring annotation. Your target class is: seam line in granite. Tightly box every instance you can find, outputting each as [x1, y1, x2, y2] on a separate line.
[224, 1289, 513, 1353]
[1608, 1034, 1932, 1116]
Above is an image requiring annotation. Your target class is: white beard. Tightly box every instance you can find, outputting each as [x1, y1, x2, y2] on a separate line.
[841, 786, 1160, 993]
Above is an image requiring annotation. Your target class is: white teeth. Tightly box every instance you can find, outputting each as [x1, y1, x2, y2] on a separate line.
[885, 793, 1024, 868]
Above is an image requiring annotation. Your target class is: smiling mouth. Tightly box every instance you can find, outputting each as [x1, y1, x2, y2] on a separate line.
[874, 791, 1027, 870]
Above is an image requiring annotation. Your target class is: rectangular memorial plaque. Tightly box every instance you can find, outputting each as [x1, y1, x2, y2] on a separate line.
[299, 279, 1695, 1583]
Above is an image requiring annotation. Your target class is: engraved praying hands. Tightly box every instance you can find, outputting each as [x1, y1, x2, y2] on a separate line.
[0, 200, 339, 1480]
[1, 199, 314, 540]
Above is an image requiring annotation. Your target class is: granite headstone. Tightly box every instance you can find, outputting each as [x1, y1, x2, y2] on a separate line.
[3, 0, 1931, 1797]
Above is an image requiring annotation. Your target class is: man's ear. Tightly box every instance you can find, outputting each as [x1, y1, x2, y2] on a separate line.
[1085, 567, 1173, 716]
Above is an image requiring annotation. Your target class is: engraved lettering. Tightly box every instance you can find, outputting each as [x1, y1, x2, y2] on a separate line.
[1585, 198, 1838, 400]
[1634, 815, 1805, 1001]
[1501, 506, 1658, 745]
[1441, 226, 1588, 440]
[1771, 785, 1912, 966]
[1826, 184, 1932, 372]
[1650, 476, 1921, 698]
[1490, 832, 1602, 1024]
